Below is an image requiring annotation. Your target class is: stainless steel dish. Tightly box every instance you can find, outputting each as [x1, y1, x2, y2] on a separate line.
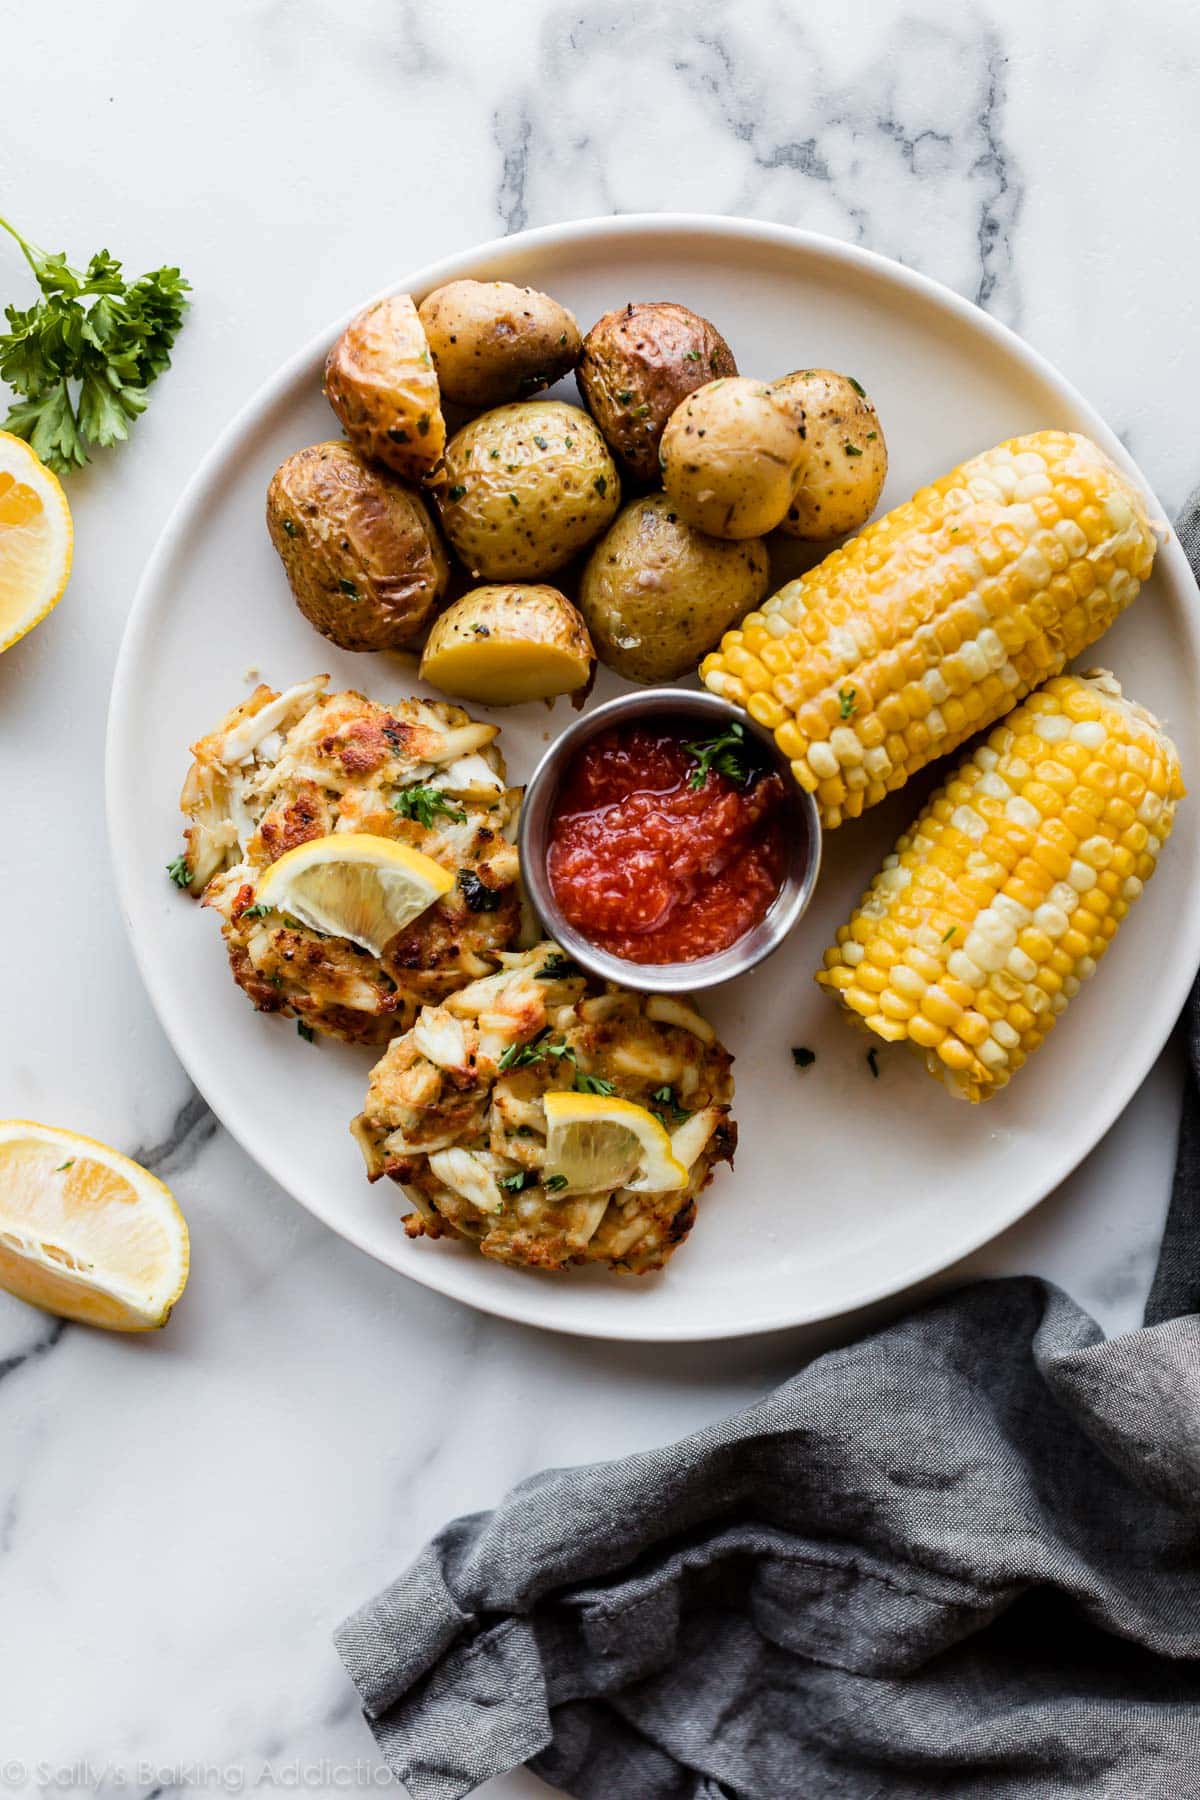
[518, 687, 822, 993]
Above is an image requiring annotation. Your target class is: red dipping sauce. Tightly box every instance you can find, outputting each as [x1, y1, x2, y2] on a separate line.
[546, 722, 788, 964]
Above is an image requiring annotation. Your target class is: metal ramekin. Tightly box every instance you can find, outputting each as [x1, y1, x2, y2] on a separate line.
[518, 688, 822, 994]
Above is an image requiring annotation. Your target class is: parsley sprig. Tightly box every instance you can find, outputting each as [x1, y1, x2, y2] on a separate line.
[685, 720, 753, 790]
[392, 785, 466, 830]
[0, 214, 190, 475]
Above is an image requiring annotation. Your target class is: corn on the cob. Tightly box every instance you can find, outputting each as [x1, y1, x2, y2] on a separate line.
[816, 672, 1183, 1101]
[701, 432, 1161, 827]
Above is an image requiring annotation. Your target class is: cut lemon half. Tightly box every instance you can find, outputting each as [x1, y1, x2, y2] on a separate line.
[542, 1092, 689, 1195]
[254, 833, 453, 956]
[0, 432, 73, 653]
[0, 1121, 189, 1331]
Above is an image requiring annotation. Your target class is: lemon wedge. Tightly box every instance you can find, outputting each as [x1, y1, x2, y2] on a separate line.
[542, 1092, 689, 1195]
[0, 1121, 189, 1331]
[0, 432, 73, 654]
[254, 833, 454, 956]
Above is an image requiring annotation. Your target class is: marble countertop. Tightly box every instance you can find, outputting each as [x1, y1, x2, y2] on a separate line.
[2, 2, 1195, 1793]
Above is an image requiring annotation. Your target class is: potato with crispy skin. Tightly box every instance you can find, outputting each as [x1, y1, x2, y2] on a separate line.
[324, 294, 446, 486]
[437, 400, 620, 580]
[577, 301, 737, 481]
[351, 944, 736, 1273]
[769, 368, 888, 539]
[659, 376, 805, 539]
[418, 280, 581, 409]
[420, 583, 594, 705]
[579, 494, 769, 683]
[178, 677, 522, 1045]
[266, 442, 449, 651]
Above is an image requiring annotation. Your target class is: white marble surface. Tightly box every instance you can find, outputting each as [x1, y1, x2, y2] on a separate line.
[1, 1, 1197, 1793]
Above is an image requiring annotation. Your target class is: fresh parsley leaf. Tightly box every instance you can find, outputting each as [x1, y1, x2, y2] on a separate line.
[497, 1034, 575, 1072]
[533, 433, 548, 450]
[55, 1159, 75, 1172]
[337, 577, 360, 598]
[498, 1170, 533, 1193]
[297, 1020, 316, 1043]
[844, 442, 863, 457]
[942, 925, 958, 943]
[848, 376, 867, 397]
[650, 1083, 691, 1125]
[166, 854, 191, 888]
[838, 686, 857, 719]
[393, 785, 466, 829]
[447, 483, 466, 501]
[543, 1173, 569, 1192]
[0, 214, 189, 475]
[791, 1046, 816, 1069]
[574, 1071, 615, 1096]
[684, 720, 752, 790]
[240, 902, 272, 922]
[684, 349, 702, 362]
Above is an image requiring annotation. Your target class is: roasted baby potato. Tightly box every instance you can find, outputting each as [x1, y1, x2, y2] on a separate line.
[418, 280, 581, 409]
[577, 301, 737, 481]
[436, 400, 620, 580]
[266, 441, 449, 651]
[420, 583, 594, 705]
[659, 377, 805, 539]
[769, 368, 887, 539]
[324, 294, 446, 486]
[579, 494, 769, 682]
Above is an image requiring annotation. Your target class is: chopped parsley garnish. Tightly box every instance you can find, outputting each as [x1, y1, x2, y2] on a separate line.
[55, 1160, 75, 1172]
[543, 1173, 569, 1192]
[685, 719, 752, 790]
[942, 925, 958, 943]
[848, 376, 867, 397]
[393, 785, 466, 829]
[489, 447, 500, 459]
[633, 403, 650, 418]
[616, 389, 633, 404]
[297, 1020, 316, 1043]
[866, 430, 878, 441]
[843, 442, 863, 457]
[650, 1084, 690, 1125]
[791, 1046, 816, 1069]
[457, 869, 504, 912]
[166, 855, 191, 889]
[497, 1034, 576, 1072]
[447, 483, 466, 501]
[574, 1071, 615, 1096]
[593, 475, 607, 497]
[559, 332, 568, 345]
[240, 902, 271, 922]
[337, 577, 360, 598]
[498, 1170, 534, 1193]
[866, 1047, 880, 1079]
[508, 492, 519, 506]
[533, 433, 548, 451]
[838, 686, 857, 719]
[684, 349, 702, 362]
[281, 517, 297, 537]
[565, 435, 574, 449]
[537, 952, 583, 980]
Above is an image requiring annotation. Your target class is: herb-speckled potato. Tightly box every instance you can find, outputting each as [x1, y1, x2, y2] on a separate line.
[579, 495, 769, 683]
[577, 302, 737, 482]
[266, 441, 448, 651]
[769, 368, 888, 539]
[659, 376, 805, 539]
[418, 280, 581, 409]
[324, 294, 446, 486]
[436, 400, 620, 580]
[420, 583, 594, 705]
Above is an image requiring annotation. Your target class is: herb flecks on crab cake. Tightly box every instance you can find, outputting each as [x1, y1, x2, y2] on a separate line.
[351, 943, 736, 1273]
[178, 677, 522, 1044]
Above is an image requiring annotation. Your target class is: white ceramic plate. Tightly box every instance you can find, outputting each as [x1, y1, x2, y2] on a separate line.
[107, 215, 1200, 1342]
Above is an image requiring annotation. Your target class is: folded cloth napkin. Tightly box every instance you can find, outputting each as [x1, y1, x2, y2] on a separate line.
[336, 492, 1200, 1800]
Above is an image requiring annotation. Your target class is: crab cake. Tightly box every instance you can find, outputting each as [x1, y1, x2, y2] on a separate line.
[351, 943, 736, 1273]
[178, 677, 522, 1045]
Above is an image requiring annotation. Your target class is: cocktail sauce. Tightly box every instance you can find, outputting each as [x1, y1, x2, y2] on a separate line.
[546, 722, 787, 964]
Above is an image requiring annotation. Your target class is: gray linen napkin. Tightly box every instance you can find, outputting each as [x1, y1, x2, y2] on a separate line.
[336, 491, 1200, 1800]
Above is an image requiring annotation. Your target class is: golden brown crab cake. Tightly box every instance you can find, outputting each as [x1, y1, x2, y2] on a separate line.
[177, 677, 522, 1045]
[351, 943, 736, 1273]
